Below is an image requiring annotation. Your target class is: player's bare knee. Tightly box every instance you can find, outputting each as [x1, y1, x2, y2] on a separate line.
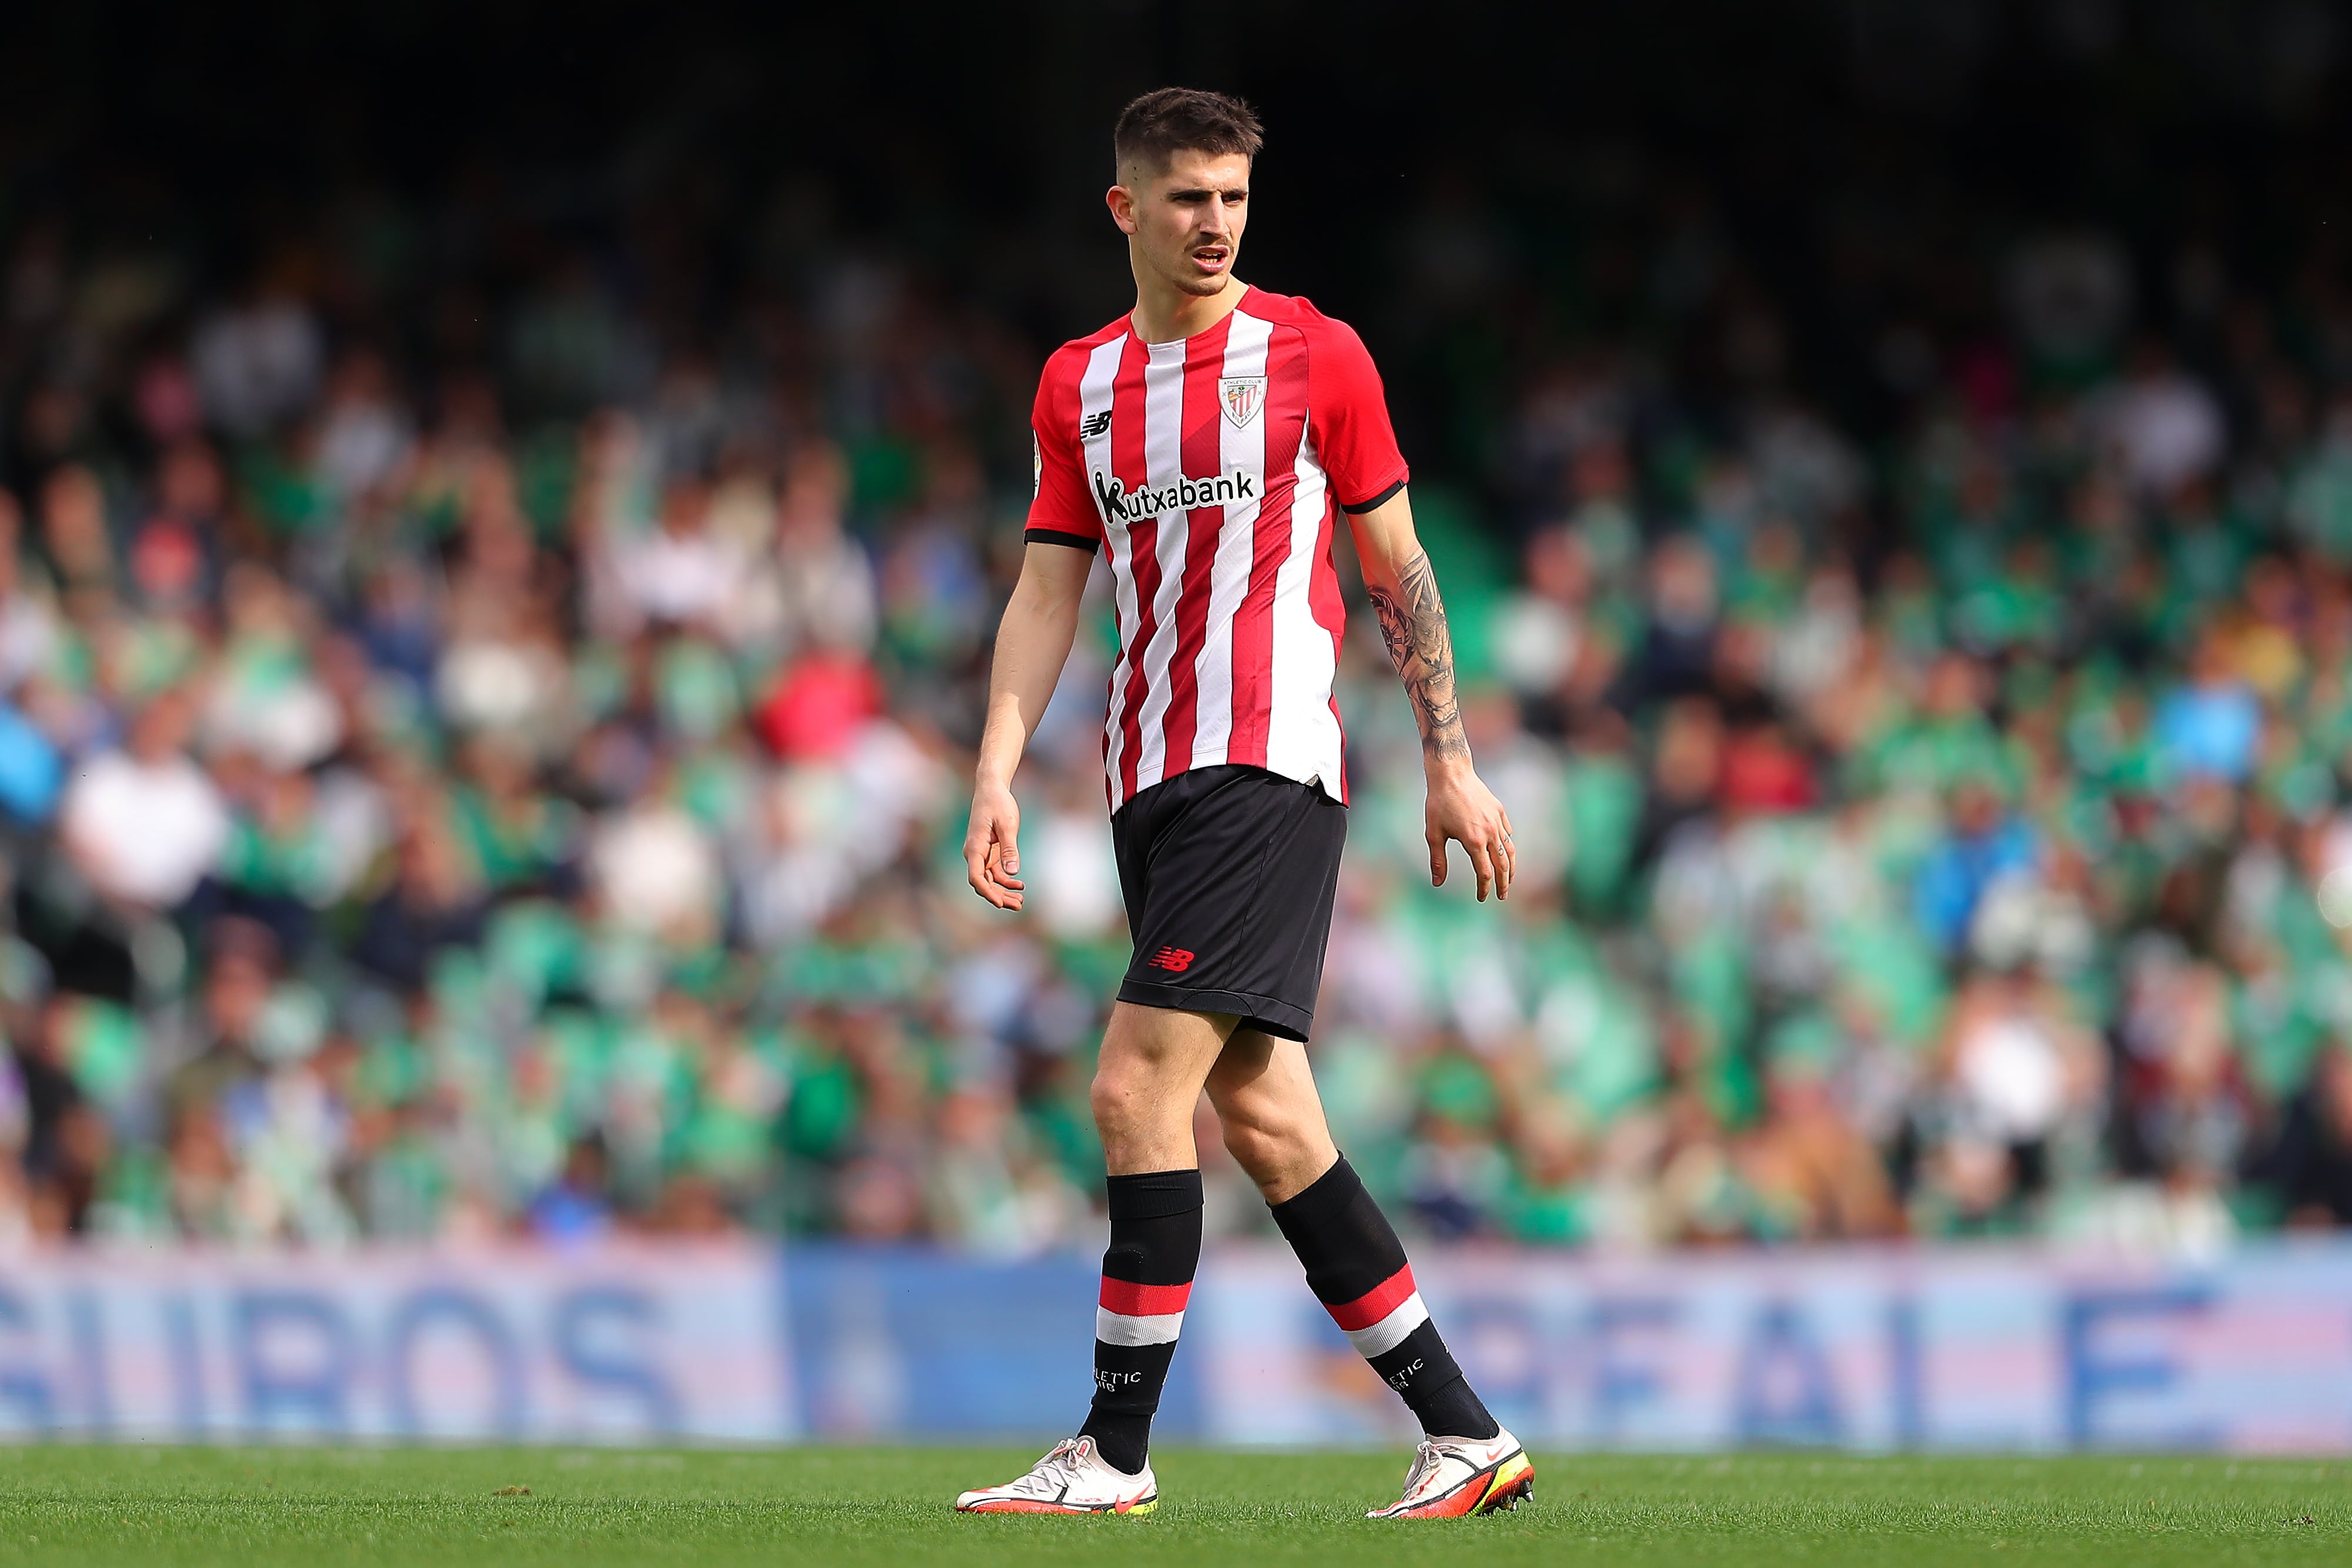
[1089, 1065, 1137, 1138]
[1090, 1059, 1166, 1141]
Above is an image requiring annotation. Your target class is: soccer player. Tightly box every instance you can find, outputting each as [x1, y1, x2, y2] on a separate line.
[952, 88, 1530, 1520]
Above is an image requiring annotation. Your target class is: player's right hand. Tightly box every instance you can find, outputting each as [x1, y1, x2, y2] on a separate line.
[964, 783, 1025, 910]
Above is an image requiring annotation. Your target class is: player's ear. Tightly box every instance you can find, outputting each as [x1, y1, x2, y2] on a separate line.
[1106, 184, 1139, 235]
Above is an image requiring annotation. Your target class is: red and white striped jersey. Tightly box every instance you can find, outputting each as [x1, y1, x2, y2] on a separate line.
[1026, 286, 1409, 812]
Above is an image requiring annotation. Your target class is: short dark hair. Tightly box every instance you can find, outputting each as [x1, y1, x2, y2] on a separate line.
[1113, 88, 1263, 178]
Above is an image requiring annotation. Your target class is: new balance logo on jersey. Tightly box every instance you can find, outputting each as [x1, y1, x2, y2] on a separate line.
[1148, 947, 1195, 972]
[1091, 469, 1257, 525]
[1080, 409, 1114, 440]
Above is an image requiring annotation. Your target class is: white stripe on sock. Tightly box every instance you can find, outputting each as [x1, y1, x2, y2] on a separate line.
[1343, 1291, 1429, 1359]
[1097, 1306, 1187, 1347]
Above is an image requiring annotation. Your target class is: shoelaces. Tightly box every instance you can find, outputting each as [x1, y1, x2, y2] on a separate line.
[1002, 1439, 1085, 1498]
[1399, 1441, 1446, 1500]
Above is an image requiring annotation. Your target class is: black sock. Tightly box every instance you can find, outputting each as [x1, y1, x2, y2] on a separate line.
[1268, 1155, 1499, 1440]
[1077, 1168, 1201, 1475]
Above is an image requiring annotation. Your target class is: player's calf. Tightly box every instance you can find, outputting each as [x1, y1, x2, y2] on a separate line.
[1267, 1154, 1502, 1443]
[1077, 1168, 1202, 1476]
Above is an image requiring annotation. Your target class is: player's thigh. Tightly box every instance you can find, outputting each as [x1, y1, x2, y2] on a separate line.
[1205, 1028, 1337, 1150]
[1095, 999, 1237, 1102]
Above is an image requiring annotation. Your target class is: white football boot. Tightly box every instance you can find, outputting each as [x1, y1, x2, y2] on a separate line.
[953, 1436, 1158, 1515]
[1365, 1426, 1535, 1518]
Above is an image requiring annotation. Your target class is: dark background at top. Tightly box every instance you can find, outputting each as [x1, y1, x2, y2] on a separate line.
[2, 0, 2347, 483]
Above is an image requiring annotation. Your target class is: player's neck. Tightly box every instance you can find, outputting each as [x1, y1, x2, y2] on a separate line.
[1128, 273, 1247, 346]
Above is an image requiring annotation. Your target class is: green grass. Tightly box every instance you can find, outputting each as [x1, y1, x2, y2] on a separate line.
[0, 1445, 2339, 1566]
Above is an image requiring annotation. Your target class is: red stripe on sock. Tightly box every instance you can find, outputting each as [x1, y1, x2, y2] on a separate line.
[1325, 1265, 1416, 1332]
[1098, 1278, 1193, 1316]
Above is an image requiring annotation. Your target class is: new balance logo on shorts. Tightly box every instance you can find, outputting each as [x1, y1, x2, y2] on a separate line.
[1147, 947, 1194, 973]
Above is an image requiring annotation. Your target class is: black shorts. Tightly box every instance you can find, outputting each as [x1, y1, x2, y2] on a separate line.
[1111, 764, 1347, 1042]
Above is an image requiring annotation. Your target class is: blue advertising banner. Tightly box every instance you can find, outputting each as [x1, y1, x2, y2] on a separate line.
[787, 1241, 2352, 1453]
[0, 1243, 792, 1442]
[1184, 1243, 2352, 1452]
[0, 1239, 2346, 1449]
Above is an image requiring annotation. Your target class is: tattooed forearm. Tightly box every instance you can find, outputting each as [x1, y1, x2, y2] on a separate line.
[1367, 548, 1469, 762]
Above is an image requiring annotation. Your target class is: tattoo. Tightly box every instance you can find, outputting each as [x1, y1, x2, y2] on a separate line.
[1367, 549, 1468, 761]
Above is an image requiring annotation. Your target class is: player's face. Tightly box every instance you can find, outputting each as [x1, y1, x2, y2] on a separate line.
[1111, 149, 1250, 299]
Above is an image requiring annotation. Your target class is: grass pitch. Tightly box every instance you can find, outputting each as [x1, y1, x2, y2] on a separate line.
[0, 1445, 2338, 1566]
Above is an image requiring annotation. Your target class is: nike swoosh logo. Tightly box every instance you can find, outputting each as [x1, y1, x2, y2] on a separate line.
[1384, 1446, 1525, 1514]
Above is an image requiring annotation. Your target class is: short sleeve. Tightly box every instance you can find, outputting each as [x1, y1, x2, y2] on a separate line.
[1024, 355, 1102, 553]
[1306, 316, 1410, 513]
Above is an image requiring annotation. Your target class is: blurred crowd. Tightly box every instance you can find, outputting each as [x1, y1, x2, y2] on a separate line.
[3, 158, 2352, 1258]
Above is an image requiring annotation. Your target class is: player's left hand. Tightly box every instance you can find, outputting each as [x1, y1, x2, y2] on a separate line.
[1424, 765, 1514, 902]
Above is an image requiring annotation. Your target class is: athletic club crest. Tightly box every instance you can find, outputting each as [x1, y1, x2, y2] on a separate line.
[1220, 375, 1266, 428]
